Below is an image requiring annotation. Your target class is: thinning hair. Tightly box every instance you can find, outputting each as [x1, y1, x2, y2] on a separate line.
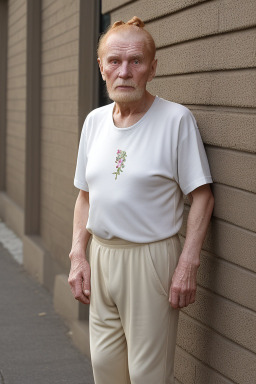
[97, 16, 156, 60]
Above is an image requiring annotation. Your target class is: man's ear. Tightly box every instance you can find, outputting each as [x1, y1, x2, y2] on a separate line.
[148, 59, 157, 82]
[97, 58, 106, 81]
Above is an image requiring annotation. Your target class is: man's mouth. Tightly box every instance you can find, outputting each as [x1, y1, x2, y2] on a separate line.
[115, 83, 135, 89]
[115, 85, 134, 90]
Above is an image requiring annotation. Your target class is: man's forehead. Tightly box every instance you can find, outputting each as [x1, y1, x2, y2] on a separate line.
[104, 30, 148, 54]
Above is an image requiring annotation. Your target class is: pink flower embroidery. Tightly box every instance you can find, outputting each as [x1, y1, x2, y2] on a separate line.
[112, 149, 127, 180]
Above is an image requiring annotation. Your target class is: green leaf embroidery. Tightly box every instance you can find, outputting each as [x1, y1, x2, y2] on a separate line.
[112, 149, 127, 180]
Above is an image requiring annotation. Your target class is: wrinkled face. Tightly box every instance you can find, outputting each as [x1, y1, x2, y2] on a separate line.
[98, 30, 157, 104]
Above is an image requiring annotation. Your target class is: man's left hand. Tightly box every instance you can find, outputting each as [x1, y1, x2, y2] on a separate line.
[169, 258, 199, 309]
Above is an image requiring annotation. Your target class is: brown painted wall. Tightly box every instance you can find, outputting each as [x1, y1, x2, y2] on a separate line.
[6, 0, 27, 209]
[102, 0, 256, 383]
[40, 0, 80, 271]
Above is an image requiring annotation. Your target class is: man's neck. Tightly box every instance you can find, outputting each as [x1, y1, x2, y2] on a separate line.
[112, 92, 155, 128]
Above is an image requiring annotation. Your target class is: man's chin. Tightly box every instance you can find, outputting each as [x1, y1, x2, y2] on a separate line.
[108, 89, 144, 104]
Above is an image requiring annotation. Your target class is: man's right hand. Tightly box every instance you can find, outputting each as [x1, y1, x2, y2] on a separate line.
[68, 251, 91, 305]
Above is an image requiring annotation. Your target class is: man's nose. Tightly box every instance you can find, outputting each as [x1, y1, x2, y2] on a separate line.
[118, 62, 131, 78]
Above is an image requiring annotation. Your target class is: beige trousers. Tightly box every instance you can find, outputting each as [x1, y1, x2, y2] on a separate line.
[88, 234, 181, 384]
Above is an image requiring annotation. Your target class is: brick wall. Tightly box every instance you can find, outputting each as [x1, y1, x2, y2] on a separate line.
[102, 0, 256, 383]
[6, 0, 27, 208]
[40, 0, 80, 270]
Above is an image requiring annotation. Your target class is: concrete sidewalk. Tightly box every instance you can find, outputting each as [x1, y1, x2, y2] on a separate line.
[0, 241, 94, 384]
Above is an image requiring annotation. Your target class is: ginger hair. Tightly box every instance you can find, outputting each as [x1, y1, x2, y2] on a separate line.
[97, 16, 156, 60]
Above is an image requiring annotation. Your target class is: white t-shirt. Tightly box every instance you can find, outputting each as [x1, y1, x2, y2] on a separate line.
[74, 96, 212, 243]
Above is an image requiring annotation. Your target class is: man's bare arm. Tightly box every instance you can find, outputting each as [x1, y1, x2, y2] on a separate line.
[68, 190, 91, 305]
[169, 184, 214, 309]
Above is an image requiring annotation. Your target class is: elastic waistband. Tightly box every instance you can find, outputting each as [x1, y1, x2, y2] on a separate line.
[92, 234, 178, 249]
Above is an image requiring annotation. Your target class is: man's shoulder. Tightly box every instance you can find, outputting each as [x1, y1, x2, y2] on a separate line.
[86, 102, 114, 121]
[157, 97, 192, 119]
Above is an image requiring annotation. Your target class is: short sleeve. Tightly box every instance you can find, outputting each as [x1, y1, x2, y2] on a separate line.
[74, 120, 89, 191]
[177, 110, 212, 195]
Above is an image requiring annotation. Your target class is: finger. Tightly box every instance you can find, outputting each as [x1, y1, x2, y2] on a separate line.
[178, 294, 186, 308]
[76, 290, 90, 305]
[169, 288, 179, 309]
[72, 280, 90, 304]
[82, 267, 91, 297]
[82, 280, 91, 299]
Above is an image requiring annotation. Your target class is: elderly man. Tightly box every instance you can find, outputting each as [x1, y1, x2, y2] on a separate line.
[69, 16, 214, 384]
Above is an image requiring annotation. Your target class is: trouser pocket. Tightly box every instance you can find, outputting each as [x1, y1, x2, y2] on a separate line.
[146, 236, 181, 297]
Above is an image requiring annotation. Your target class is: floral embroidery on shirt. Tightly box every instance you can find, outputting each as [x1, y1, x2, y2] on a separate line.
[112, 149, 127, 180]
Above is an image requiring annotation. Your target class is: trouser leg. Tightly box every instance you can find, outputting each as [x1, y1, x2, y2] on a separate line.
[89, 239, 131, 384]
[113, 236, 181, 384]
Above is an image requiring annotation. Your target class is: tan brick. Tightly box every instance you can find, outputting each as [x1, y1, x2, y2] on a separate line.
[6, 166, 24, 185]
[212, 184, 256, 232]
[191, 108, 256, 153]
[41, 0, 55, 12]
[42, 0, 79, 20]
[8, 19, 26, 39]
[41, 71, 78, 87]
[6, 155, 25, 173]
[42, 6, 79, 31]
[42, 27, 79, 51]
[206, 147, 256, 193]
[6, 118, 26, 133]
[147, 1, 219, 47]
[183, 286, 256, 353]
[8, 0, 26, 19]
[177, 312, 256, 383]
[111, 0, 208, 23]
[7, 62, 26, 77]
[6, 123, 25, 138]
[41, 100, 78, 116]
[8, 1, 26, 24]
[6, 76, 26, 89]
[8, 27, 26, 49]
[41, 115, 78, 133]
[175, 346, 232, 384]
[42, 12, 79, 40]
[8, 52, 26, 68]
[7, 87, 26, 100]
[102, 0, 134, 13]
[40, 183, 76, 218]
[148, 70, 256, 108]
[40, 218, 72, 270]
[219, 0, 256, 32]
[6, 179, 25, 209]
[41, 155, 76, 178]
[42, 40, 79, 64]
[8, 38, 26, 55]
[41, 141, 77, 166]
[6, 135, 25, 150]
[175, 346, 196, 384]
[41, 169, 76, 196]
[6, 98, 26, 111]
[40, 187, 74, 224]
[41, 56, 78, 76]
[156, 29, 256, 75]
[197, 250, 256, 311]
[40, 199, 73, 235]
[41, 126, 78, 147]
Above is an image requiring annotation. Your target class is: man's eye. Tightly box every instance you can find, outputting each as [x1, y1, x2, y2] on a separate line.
[134, 59, 139, 64]
[112, 60, 118, 64]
